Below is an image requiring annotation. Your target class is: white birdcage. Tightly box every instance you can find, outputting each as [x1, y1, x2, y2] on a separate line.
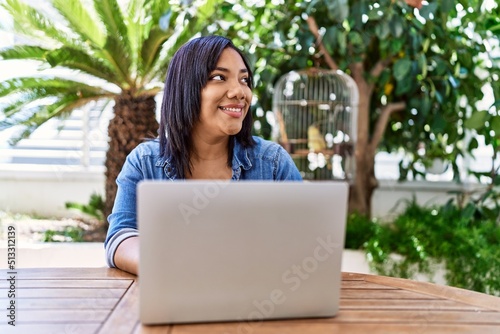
[273, 68, 358, 181]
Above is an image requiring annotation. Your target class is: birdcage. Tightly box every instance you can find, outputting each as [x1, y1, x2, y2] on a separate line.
[273, 68, 358, 182]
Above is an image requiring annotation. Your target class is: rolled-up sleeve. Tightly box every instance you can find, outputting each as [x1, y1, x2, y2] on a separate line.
[105, 228, 139, 268]
[104, 146, 145, 267]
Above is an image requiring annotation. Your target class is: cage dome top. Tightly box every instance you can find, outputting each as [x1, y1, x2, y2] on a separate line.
[273, 68, 359, 106]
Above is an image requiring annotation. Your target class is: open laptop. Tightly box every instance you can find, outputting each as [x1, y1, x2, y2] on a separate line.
[137, 181, 349, 325]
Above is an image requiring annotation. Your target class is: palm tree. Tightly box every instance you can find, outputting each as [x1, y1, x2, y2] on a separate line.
[0, 0, 222, 220]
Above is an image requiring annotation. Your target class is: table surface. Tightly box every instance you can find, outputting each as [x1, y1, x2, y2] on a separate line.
[1, 267, 500, 334]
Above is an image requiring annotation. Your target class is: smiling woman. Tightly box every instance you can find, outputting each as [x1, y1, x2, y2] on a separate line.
[105, 35, 303, 275]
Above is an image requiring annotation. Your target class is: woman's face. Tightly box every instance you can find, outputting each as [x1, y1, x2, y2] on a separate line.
[195, 48, 252, 141]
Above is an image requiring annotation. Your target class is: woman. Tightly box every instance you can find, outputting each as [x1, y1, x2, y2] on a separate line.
[105, 35, 302, 275]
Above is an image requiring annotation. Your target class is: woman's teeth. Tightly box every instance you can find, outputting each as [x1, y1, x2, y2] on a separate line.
[220, 107, 242, 112]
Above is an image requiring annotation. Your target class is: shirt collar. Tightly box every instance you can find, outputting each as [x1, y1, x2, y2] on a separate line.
[155, 138, 253, 179]
[232, 138, 252, 171]
[156, 156, 177, 180]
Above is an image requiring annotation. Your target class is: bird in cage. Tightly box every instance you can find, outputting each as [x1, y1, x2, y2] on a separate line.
[307, 124, 326, 153]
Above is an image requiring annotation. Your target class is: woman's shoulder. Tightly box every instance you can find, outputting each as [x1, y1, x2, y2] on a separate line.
[253, 136, 281, 150]
[129, 138, 161, 158]
[249, 136, 285, 158]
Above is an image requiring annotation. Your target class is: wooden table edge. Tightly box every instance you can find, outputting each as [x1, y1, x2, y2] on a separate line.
[359, 272, 500, 312]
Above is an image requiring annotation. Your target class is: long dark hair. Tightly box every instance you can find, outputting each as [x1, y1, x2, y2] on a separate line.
[159, 35, 255, 178]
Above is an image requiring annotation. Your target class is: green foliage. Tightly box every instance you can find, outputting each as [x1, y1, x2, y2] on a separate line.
[214, 0, 499, 183]
[346, 188, 500, 296]
[65, 192, 105, 222]
[43, 226, 84, 242]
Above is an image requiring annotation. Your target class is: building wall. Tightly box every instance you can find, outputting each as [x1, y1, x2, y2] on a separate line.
[0, 168, 104, 218]
[0, 168, 482, 219]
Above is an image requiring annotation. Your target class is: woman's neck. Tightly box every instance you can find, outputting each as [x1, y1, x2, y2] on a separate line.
[187, 134, 231, 180]
[190, 133, 230, 162]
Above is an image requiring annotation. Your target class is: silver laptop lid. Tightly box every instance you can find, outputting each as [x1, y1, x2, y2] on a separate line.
[138, 181, 348, 324]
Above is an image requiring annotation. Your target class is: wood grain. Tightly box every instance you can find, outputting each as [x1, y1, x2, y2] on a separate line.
[0, 268, 499, 334]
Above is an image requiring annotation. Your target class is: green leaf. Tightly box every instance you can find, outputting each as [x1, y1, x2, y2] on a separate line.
[468, 137, 479, 150]
[460, 203, 476, 222]
[393, 58, 412, 82]
[395, 78, 412, 96]
[441, 0, 455, 14]
[417, 53, 427, 79]
[0, 45, 48, 60]
[0, 77, 111, 98]
[494, 174, 500, 186]
[419, 3, 438, 21]
[93, 0, 132, 81]
[323, 26, 338, 53]
[490, 116, 500, 135]
[464, 111, 488, 131]
[390, 15, 404, 38]
[431, 112, 446, 133]
[3, 0, 82, 48]
[93, 0, 128, 39]
[101, 36, 133, 86]
[52, 0, 106, 47]
[375, 21, 390, 39]
[420, 96, 431, 117]
[141, 27, 173, 76]
[45, 47, 122, 86]
[326, 0, 348, 23]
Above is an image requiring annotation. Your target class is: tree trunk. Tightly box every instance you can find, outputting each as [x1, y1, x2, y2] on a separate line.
[348, 65, 376, 217]
[104, 92, 159, 220]
[349, 150, 378, 217]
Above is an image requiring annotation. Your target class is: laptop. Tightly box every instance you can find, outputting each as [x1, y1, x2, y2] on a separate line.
[137, 180, 349, 325]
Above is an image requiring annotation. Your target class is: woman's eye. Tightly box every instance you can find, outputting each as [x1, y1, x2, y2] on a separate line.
[211, 75, 224, 81]
[241, 77, 250, 84]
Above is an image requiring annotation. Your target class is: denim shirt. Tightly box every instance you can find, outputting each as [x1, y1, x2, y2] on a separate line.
[104, 136, 302, 267]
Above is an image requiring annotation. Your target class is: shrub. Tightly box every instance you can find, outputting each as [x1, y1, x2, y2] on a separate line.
[346, 189, 500, 296]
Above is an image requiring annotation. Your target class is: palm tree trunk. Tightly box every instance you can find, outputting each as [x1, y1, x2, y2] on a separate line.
[104, 91, 159, 220]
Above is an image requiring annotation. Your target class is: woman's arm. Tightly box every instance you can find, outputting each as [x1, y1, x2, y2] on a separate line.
[104, 144, 144, 273]
[114, 236, 139, 275]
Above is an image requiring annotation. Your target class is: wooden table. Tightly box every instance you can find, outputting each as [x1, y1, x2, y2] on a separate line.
[1, 268, 499, 334]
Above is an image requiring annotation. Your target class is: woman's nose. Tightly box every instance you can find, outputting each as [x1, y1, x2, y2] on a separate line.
[227, 81, 246, 100]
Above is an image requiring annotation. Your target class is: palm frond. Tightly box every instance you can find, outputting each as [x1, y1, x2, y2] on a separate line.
[0, 96, 93, 145]
[139, 26, 174, 79]
[124, 0, 147, 73]
[2, 0, 82, 49]
[101, 37, 133, 87]
[1, 92, 113, 144]
[52, 0, 106, 48]
[94, 0, 129, 40]
[45, 47, 123, 86]
[0, 77, 113, 98]
[147, 0, 173, 26]
[1, 83, 114, 118]
[150, 0, 224, 81]
[0, 45, 49, 61]
[92, 0, 133, 86]
[125, 0, 174, 80]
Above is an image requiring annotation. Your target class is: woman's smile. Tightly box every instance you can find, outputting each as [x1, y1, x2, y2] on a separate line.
[219, 104, 245, 118]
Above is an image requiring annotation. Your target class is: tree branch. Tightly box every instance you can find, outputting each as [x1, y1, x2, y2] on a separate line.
[405, 0, 423, 9]
[368, 59, 391, 93]
[306, 16, 339, 71]
[368, 101, 407, 154]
